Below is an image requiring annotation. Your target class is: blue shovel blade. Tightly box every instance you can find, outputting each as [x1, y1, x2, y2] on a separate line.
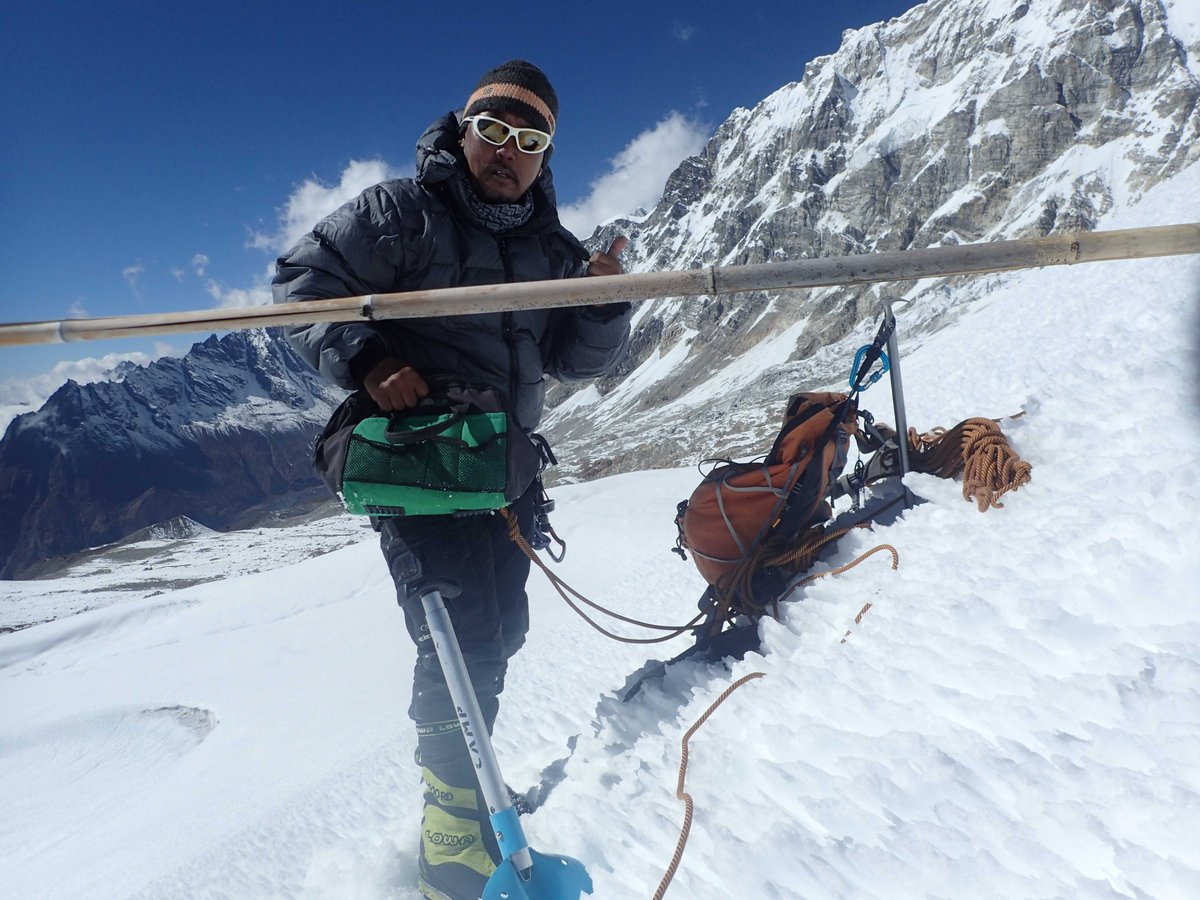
[483, 848, 593, 900]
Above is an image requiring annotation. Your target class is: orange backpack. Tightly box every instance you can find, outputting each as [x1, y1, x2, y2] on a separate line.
[675, 392, 858, 588]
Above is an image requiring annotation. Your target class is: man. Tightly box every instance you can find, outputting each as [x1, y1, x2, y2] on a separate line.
[272, 60, 632, 899]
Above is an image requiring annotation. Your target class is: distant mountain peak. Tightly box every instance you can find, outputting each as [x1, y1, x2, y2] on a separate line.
[0, 328, 344, 578]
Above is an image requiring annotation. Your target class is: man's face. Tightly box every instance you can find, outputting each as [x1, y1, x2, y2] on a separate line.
[461, 109, 546, 203]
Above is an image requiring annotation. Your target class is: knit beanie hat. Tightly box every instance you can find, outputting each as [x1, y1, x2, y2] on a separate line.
[463, 60, 558, 136]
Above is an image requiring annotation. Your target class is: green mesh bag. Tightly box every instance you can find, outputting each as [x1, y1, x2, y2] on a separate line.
[314, 387, 544, 517]
[342, 410, 509, 515]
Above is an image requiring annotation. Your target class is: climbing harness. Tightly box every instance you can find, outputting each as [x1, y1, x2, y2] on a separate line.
[528, 481, 567, 562]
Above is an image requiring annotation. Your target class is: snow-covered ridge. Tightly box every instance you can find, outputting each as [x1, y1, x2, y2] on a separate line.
[18, 330, 338, 448]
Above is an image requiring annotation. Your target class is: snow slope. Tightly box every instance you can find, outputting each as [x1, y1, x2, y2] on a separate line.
[0, 512, 369, 632]
[1, 164, 1198, 898]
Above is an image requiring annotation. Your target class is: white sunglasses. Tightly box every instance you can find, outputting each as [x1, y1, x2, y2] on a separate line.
[462, 115, 553, 154]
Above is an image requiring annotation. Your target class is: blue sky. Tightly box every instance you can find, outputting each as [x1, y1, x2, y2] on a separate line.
[0, 0, 919, 394]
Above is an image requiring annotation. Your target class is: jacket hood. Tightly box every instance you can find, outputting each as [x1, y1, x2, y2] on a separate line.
[415, 112, 561, 210]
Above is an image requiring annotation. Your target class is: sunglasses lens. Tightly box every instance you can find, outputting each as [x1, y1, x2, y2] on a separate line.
[518, 130, 551, 153]
[474, 117, 512, 146]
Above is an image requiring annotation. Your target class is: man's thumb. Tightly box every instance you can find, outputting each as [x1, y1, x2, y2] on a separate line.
[606, 236, 630, 257]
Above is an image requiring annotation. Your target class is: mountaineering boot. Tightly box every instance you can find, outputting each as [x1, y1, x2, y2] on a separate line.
[416, 722, 500, 900]
[417, 766, 495, 899]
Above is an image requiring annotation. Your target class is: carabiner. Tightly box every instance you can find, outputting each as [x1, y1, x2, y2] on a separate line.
[850, 345, 890, 391]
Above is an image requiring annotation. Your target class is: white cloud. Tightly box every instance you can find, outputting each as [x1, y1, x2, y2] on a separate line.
[122, 264, 145, 299]
[171, 267, 186, 281]
[206, 271, 273, 309]
[558, 112, 710, 239]
[673, 23, 698, 41]
[192, 253, 209, 276]
[205, 158, 408, 310]
[66, 299, 89, 319]
[250, 159, 408, 255]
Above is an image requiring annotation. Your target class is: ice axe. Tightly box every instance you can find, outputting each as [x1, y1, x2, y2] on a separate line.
[417, 580, 593, 899]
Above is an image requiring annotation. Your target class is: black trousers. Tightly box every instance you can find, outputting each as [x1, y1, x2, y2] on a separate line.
[378, 490, 536, 733]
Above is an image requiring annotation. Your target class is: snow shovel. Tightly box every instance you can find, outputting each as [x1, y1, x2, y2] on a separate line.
[417, 582, 593, 900]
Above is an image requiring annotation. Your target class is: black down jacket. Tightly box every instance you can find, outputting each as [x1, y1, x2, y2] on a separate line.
[272, 113, 633, 429]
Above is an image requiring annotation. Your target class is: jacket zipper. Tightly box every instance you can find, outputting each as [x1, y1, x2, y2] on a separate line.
[497, 238, 521, 417]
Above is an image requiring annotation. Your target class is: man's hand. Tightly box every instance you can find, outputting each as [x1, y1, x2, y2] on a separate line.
[585, 236, 629, 276]
[363, 358, 430, 411]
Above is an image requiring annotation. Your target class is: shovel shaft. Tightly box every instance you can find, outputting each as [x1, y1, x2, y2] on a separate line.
[420, 587, 533, 874]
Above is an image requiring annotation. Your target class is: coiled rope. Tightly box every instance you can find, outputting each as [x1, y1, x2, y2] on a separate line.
[904, 416, 1032, 511]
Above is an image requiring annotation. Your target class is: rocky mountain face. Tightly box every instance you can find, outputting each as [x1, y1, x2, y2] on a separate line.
[543, 0, 1199, 480]
[0, 330, 344, 578]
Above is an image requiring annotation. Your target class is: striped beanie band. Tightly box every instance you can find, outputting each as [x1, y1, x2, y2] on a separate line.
[463, 60, 558, 137]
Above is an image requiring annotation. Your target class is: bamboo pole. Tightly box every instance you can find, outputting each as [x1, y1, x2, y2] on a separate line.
[2, 222, 1197, 348]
